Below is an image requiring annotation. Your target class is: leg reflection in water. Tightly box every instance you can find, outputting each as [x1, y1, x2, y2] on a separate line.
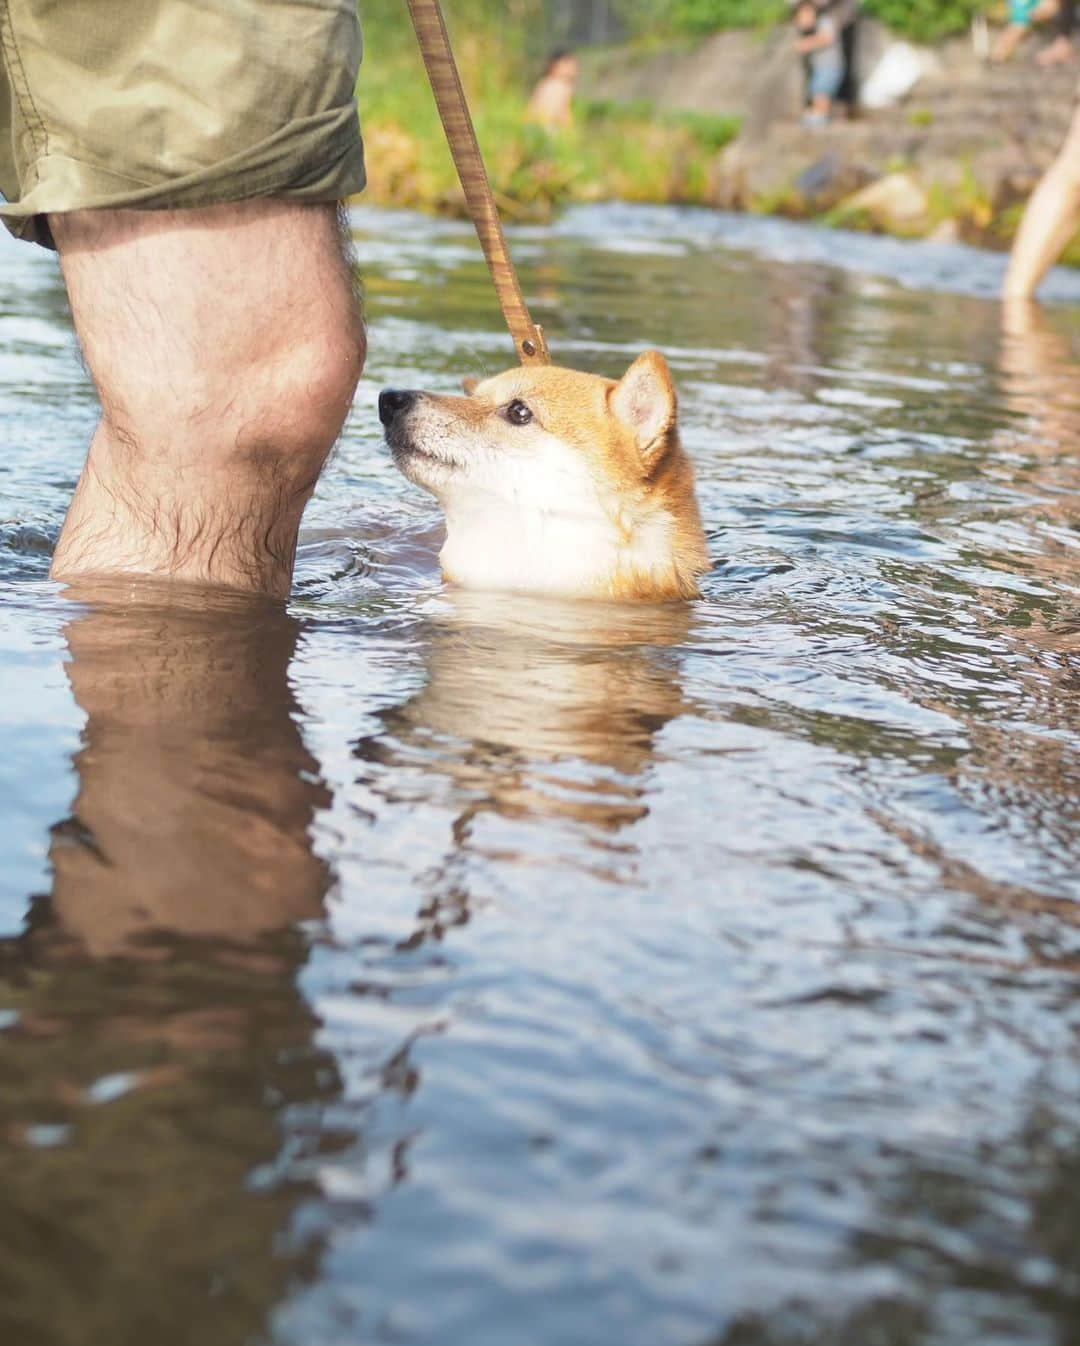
[0, 581, 339, 1346]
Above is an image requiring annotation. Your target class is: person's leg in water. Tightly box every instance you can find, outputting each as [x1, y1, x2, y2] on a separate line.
[49, 200, 366, 598]
[1, 0, 365, 597]
[1004, 100, 1080, 299]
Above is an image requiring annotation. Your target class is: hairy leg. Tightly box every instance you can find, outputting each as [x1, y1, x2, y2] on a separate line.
[50, 200, 366, 597]
[1004, 104, 1080, 300]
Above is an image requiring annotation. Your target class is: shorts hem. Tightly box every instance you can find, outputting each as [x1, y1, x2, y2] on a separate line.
[0, 106, 366, 248]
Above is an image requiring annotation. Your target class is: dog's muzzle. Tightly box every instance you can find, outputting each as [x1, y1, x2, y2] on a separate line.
[379, 389, 418, 427]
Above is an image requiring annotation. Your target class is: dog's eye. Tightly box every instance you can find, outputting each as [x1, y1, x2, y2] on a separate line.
[504, 399, 534, 427]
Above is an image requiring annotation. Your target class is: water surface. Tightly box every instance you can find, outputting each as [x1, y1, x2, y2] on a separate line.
[1, 206, 1078, 1346]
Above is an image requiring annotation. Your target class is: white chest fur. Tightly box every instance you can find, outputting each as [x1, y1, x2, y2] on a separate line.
[440, 493, 673, 598]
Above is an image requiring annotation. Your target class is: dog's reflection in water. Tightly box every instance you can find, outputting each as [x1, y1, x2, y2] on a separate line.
[354, 590, 696, 896]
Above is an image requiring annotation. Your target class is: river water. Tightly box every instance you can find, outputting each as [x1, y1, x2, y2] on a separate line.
[1, 205, 1078, 1346]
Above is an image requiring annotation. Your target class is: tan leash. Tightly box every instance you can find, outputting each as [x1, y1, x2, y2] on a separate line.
[406, 0, 551, 366]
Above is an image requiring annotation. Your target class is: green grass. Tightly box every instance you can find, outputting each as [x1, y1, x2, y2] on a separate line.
[356, 9, 740, 217]
[625, 0, 994, 43]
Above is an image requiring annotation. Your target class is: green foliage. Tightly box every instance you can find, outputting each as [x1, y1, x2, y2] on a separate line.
[1058, 227, 1080, 266]
[615, 0, 993, 43]
[581, 98, 740, 150]
[363, 0, 994, 52]
[675, 109, 743, 151]
[618, 0, 786, 35]
[355, 7, 738, 218]
[861, 0, 991, 43]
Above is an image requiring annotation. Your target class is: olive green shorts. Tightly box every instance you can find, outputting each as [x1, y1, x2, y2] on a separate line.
[0, 0, 366, 248]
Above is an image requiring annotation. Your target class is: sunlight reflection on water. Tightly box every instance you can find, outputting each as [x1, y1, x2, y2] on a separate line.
[0, 205, 1078, 1346]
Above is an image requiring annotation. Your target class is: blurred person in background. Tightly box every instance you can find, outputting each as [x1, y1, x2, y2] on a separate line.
[526, 49, 581, 130]
[794, 0, 843, 126]
[993, 0, 1060, 61]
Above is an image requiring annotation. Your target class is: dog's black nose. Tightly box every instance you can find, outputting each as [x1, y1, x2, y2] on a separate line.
[379, 389, 418, 427]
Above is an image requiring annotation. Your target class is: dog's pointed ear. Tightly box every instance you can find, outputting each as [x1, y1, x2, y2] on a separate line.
[611, 351, 677, 464]
[462, 376, 480, 396]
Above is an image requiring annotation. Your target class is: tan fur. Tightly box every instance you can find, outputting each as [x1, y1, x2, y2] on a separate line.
[383, 352, 709, 601]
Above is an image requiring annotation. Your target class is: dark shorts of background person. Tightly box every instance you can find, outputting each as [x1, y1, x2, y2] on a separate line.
[1057, 0, 1076, 37]
[836, 13, 858, 108]
[0, 0, 367, 249]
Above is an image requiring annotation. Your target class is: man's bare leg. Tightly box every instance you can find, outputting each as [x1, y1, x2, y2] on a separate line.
[1004, 103, 1080, 300]
[49, 200, 366, 598]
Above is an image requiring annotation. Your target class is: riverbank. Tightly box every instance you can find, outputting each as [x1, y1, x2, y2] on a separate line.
[358, 15, 1080, 261]
[586, 23, 1080, 258]
[358, 19, 739, 219]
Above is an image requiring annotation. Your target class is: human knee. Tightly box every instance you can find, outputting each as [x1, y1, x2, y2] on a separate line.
[99, 307, 366, 490]
[245, 316, 367, 473]
[59, 199, 366, 483]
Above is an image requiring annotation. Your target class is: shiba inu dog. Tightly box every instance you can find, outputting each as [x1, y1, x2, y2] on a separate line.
[379, 352, 709, 601]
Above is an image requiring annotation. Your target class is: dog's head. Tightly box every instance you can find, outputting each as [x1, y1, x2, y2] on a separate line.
[380, 353, 708, 600]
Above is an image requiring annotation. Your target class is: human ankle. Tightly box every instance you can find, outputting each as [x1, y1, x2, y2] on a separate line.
[51, 420, 313, 596]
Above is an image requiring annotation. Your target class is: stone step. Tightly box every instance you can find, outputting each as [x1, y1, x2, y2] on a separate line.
[884, 118, 1068, 142]
[909, 94, 1073, 117]
[922, 61, 1078, 86]
[778, 118, 1068, 153]
[911, 75, 1076, 105]
[907, 86, 1072, 107]
[909, 92, 1074, 115]
[766, 120, 1065, 171]
[857, 98, 1073, 141]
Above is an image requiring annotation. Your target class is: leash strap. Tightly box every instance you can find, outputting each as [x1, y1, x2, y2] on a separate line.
[406, 0, 551, 366]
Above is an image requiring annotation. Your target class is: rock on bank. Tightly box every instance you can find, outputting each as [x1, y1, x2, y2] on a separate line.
[584, 22, 1078, 247]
